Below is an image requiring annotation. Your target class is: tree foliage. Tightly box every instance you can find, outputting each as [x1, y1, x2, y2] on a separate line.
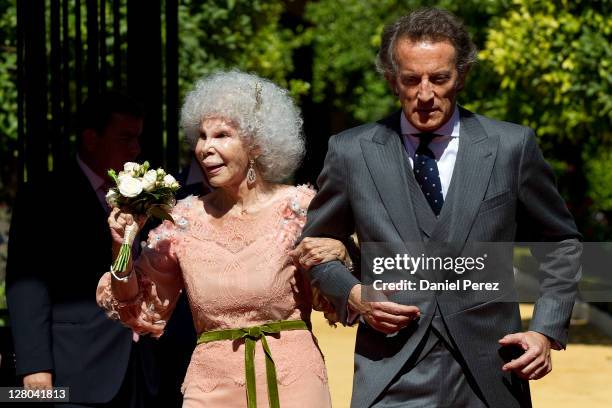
[0, 0, 16, 144]
[480, 0, 611, 147]
[479, 0, 611, 221]
[177, 0, 307, 99]
[302, 0, 512, 122]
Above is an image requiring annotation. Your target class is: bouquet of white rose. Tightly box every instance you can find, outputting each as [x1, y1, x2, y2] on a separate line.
[106, 161, 180, 274]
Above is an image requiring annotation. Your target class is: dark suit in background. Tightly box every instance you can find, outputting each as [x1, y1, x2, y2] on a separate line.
[6, 92, 158, 407]
[7, 163, 159, 407]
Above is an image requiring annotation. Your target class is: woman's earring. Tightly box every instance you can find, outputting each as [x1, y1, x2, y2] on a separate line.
[247, 158, 256, 184]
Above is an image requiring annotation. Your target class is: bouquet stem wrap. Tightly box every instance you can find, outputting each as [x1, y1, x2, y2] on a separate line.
[112, 223, 139, 274]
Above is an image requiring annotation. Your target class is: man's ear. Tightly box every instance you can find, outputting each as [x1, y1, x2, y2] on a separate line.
[455, 67, 471, 92]
[80, 129, 98, 153]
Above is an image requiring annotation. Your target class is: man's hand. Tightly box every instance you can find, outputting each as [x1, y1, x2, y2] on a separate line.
[348, 284, 420, 334]
[23, 372, 53, 390]
[499, 331, 552, 380]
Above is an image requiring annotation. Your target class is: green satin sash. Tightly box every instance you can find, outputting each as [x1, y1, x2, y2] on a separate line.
[197, 319, 310, 408]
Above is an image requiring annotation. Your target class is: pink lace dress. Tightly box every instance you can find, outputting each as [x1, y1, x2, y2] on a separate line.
[96, 185, 332, 407]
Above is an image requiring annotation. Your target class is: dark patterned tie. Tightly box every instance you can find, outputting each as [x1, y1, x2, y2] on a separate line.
[413, 133, 444, 215]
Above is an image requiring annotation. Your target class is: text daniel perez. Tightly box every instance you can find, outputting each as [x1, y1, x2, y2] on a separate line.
[370, 254, 501, 292]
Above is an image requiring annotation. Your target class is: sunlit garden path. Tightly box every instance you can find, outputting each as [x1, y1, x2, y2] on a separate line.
[312, 304, 612, 408]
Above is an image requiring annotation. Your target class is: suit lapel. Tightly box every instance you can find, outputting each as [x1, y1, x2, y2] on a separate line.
[69, 161, 112, 248]
[360, 111, 424, 252]
[360, 108, 497, 246]
[431, 107, 498, 243]
[73, 161, 108, 218]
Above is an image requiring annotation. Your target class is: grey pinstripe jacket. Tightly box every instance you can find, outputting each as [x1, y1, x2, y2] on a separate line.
[302, 108, 581, 408]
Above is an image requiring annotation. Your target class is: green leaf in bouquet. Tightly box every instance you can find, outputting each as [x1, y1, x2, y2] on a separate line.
[116, 196, 128, 207]
[133, 195, 165, 208]
[144, 192, 161, 200]
[138, 191, 158, 201]
[147, 205, 175, 224]
[107, 169, 119, 185]
[122, 197, 147, 214]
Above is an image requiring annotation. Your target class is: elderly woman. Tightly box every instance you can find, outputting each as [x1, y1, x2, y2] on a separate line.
[96, 71, 350, 408]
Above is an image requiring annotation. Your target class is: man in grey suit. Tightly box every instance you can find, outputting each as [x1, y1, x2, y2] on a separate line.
[301, 7, 581, 408]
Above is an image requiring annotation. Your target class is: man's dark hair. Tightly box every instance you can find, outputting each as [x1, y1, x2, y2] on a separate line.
[376, 7, 477, 78]
[77, 91, 144, 138]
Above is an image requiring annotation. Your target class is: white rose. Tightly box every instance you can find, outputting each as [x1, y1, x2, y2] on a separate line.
[142, 170, 158, 192]
[163, 174, 177, 188]
[123, 162, 138, 173]
[156, 168, 166, 178]
[118, 175, 143, 198]
[105, 189, 119, 207]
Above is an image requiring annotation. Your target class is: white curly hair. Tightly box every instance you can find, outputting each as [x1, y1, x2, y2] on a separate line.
[180, 70, 305, 183]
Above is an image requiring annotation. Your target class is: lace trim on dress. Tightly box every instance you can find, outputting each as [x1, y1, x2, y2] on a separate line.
[180, 185, 315, 255]
[96, 269, 173, 338]
[275, 184, 315, 249]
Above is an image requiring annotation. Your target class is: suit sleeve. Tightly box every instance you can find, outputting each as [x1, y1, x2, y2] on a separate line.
[301, 135, 360, 325]
[516, 129, 582, 348]
[6, 183, 54, 376]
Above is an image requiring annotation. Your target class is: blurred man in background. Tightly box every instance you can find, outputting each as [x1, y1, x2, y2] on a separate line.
[7, 92, 159, 407]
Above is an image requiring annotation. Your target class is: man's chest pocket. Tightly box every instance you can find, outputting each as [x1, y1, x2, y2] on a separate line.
[478, 190, 513, 213]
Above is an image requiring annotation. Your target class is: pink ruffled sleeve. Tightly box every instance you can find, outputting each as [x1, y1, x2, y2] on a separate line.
[96, 199, 193, 338]
[277, 184, 316, 248]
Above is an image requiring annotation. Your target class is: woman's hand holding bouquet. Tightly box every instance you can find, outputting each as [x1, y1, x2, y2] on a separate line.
[106, 161, 180, 277]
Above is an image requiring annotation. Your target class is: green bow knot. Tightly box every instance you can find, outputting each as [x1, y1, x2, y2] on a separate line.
[197, 319, 310, 408]
[247, 326, 263, 338]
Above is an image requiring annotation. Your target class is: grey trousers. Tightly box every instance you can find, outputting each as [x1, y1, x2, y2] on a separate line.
[372, 317, 488, 408]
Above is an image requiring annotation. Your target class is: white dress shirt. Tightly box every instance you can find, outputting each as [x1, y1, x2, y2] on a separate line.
[400, 105, 460, 198]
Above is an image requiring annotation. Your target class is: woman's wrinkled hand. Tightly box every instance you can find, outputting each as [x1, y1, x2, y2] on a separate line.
[108, 208, 147, 247]
[289, 237, 348, 270]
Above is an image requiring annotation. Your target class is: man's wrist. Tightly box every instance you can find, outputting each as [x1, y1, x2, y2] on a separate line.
[542, 333, 563, 350]
[530, 330, 561, 350]
[348, 284, 363, 314]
